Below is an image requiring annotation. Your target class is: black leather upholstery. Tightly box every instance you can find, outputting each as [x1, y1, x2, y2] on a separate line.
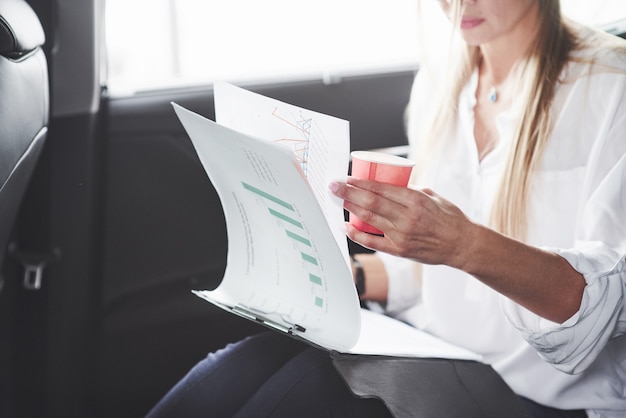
[0, 0, 45, 56]
[0, 0, 48, 282]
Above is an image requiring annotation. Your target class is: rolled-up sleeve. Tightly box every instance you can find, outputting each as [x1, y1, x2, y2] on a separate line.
[502, 132, 626, 374]
[502, 244, 626, 374]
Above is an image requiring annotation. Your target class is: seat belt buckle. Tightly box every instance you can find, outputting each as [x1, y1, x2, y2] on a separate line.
[8, 243, 61, 290]
[23, 263, 45, 290]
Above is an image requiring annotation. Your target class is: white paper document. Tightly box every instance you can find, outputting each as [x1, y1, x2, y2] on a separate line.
[212, 81, 351, 264]
[172, 83, 481, 361]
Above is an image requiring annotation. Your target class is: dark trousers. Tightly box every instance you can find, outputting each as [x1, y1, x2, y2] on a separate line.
[146, 332, 391, 417]
[146, 332, 587, 418]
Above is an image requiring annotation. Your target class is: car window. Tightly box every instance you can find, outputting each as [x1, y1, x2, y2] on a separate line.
[561, 0, 626, 30]
[104, 0, 626, 96]
[104, 0, 420, 95]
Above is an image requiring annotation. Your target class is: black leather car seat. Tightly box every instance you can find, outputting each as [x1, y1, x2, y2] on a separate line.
[0, 0, 49, 289]
[0, 2, 48, 416]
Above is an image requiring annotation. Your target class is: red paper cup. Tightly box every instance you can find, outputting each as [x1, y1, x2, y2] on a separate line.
[349, 151, 415, 235]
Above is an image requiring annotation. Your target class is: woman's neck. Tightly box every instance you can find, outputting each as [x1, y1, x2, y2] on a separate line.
[478, 5, 540, 85]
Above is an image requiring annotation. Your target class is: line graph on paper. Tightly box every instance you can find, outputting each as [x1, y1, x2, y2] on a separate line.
[271, 106, 313, 177]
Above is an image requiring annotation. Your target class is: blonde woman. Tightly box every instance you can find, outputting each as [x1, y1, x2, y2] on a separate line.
[332, 0, 626, 416]
[149, 1, 625, 416]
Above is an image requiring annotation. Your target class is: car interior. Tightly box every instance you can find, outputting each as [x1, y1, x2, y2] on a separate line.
[1, 1, 625, 417]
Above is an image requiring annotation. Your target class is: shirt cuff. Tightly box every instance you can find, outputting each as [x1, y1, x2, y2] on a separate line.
[378, 252, 421, 314]
[501, 243, 626, 374]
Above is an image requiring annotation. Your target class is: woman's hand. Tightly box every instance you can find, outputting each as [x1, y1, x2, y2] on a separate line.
[329, 177, 586, 323]
[329, 177, 478, 270]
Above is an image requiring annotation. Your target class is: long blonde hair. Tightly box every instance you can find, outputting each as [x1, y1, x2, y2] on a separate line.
[494, 1, 577, 240]
[413, 0, 577, 241]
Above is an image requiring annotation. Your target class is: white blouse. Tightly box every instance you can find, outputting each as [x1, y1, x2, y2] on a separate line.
[381, 36, 626, 416]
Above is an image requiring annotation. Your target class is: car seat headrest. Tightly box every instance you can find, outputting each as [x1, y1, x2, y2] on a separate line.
[0, 0, 45, 58]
